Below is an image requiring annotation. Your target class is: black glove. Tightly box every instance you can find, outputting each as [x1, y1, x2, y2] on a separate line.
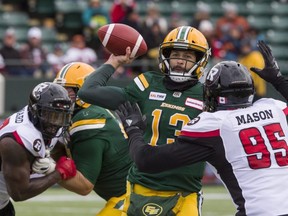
[250, 40, 281, 84]
[116, 101, 146, 134]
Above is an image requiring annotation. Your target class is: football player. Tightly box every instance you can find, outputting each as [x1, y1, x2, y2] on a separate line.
[117, 43, 288, 215]
[53, 62, 132, 216]
[0, 82, 76, 216]
[78, 26, 210, 215]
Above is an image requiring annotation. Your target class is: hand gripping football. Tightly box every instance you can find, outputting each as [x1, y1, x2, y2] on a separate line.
[97, 23, 148, 58]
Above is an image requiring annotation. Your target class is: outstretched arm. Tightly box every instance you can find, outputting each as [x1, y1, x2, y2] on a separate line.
[251, 40, 288, 101]
[116, 101, 214, 173]
[78, 47, 135, 110]
[126, 129, 213, 173]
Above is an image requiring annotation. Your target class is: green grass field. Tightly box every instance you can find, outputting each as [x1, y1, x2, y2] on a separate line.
[13, 185, 235, 216]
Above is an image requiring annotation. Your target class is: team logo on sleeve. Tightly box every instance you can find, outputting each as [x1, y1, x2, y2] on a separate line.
[187, 116, 200, 125]
[33, 139, 42, 152]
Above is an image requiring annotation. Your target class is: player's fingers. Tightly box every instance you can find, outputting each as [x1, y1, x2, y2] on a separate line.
[258, 41, 272, 66]
[117, 104, 127, 115]
[126, 46, 131, 55]
[250, 67, 261, 74]
[132, 103, 142, 115]
[124, 101, 134, 113]
[259, 41, 273, 58]
[115, 109, 124, 120]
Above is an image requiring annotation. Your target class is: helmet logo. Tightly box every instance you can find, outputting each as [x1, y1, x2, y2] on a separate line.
[142, 203, 163, 216]
[33, 83, 49, 99]
[33, 139, 42, 152]
[206, 67, 219, 84]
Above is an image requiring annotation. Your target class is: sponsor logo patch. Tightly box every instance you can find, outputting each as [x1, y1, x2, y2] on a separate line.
[149, 92, 166, 101]
[185, 98, 203, 110]
[142, 203, 163, 216]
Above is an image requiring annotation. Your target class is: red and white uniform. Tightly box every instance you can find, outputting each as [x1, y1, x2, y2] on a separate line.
[180, 98, 288, 215]
[130, 98, 288, 216]
[0, 106, 57, 209]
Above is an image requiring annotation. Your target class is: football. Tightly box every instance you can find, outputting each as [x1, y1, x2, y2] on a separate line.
[97, 23, 147, 58]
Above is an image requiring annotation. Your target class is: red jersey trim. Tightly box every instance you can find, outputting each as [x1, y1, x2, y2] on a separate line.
[13, 131, 24, 146]
[180, 129, 220, 138]
[283, 107, 288, 116]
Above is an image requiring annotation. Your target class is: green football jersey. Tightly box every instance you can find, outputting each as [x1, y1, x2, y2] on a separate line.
[78, 65, 206, 192]
[124, 71, 205, 192]
[69, 105, 132, 201]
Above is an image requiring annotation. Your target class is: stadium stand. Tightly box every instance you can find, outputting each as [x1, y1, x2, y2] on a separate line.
[0, 11, 29, 27]
[0, 0, 287, 74]
[25, 0, 55, 18]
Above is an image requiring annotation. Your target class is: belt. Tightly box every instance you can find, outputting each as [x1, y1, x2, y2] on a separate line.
[128, 181, 191, 197]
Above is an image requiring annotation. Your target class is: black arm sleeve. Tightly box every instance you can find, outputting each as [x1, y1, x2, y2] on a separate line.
[271, 76, 288, 102]
[127, 129, 215, 173]
[78, 64, 127, 110]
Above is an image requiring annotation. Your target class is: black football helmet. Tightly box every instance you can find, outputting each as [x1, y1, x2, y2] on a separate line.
[28, 82, 73, 141]
[203, 61, 255, 112]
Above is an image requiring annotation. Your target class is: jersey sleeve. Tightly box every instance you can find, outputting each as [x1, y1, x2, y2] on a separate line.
[271, 98, 288, 117]
[256, 98, 288, 116]
[180, 112, 221, 138]
[78, 64, 127, 110]
[16, 125, 46, 158]
[270, 75, 288, 102]
[270, 98, 288, 110]
[127, 128, 215, 174]
[124, 72, 158, 104]
[69, 116, 107, 184]
[70, 132, 106, 184]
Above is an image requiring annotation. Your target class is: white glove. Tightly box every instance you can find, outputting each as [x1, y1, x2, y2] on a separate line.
[45, 149, 51, 157]
[32, 157, 56, 175]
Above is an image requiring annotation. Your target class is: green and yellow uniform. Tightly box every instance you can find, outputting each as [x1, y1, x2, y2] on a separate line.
[69, 104, 132, 215]
[78, 64, 206, 215]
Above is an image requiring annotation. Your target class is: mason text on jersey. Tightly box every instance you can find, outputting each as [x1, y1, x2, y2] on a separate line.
[236, 109, 273, 125]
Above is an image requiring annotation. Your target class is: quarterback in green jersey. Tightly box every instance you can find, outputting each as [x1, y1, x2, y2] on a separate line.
[78, 26, 211, 215]
[54, 62, 133, 216]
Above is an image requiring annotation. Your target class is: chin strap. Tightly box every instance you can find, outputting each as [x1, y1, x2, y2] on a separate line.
[163, 76, 198, 91]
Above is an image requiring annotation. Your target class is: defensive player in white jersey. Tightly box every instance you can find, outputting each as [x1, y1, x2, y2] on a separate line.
[0, 82, 77, 216]
[117, 42, 288, 215]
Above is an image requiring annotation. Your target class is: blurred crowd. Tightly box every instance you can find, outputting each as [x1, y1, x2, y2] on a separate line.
[0, 0, 267, 97]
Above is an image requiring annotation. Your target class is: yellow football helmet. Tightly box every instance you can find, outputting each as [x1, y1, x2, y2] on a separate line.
[159, 26, 211, 82]
[54, 62, 95, 109]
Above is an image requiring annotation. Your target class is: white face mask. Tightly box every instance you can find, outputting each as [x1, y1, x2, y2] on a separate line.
[169, 72, 192, 82]
[169, 62, 200, 83]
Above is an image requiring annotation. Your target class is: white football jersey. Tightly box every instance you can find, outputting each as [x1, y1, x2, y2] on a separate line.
[181, 98, 288, 215]
[0, 106, 47, 157]
[0, 106, 54, 209]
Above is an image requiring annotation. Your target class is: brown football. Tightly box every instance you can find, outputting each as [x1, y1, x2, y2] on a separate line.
[97, 23, 147, 58]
